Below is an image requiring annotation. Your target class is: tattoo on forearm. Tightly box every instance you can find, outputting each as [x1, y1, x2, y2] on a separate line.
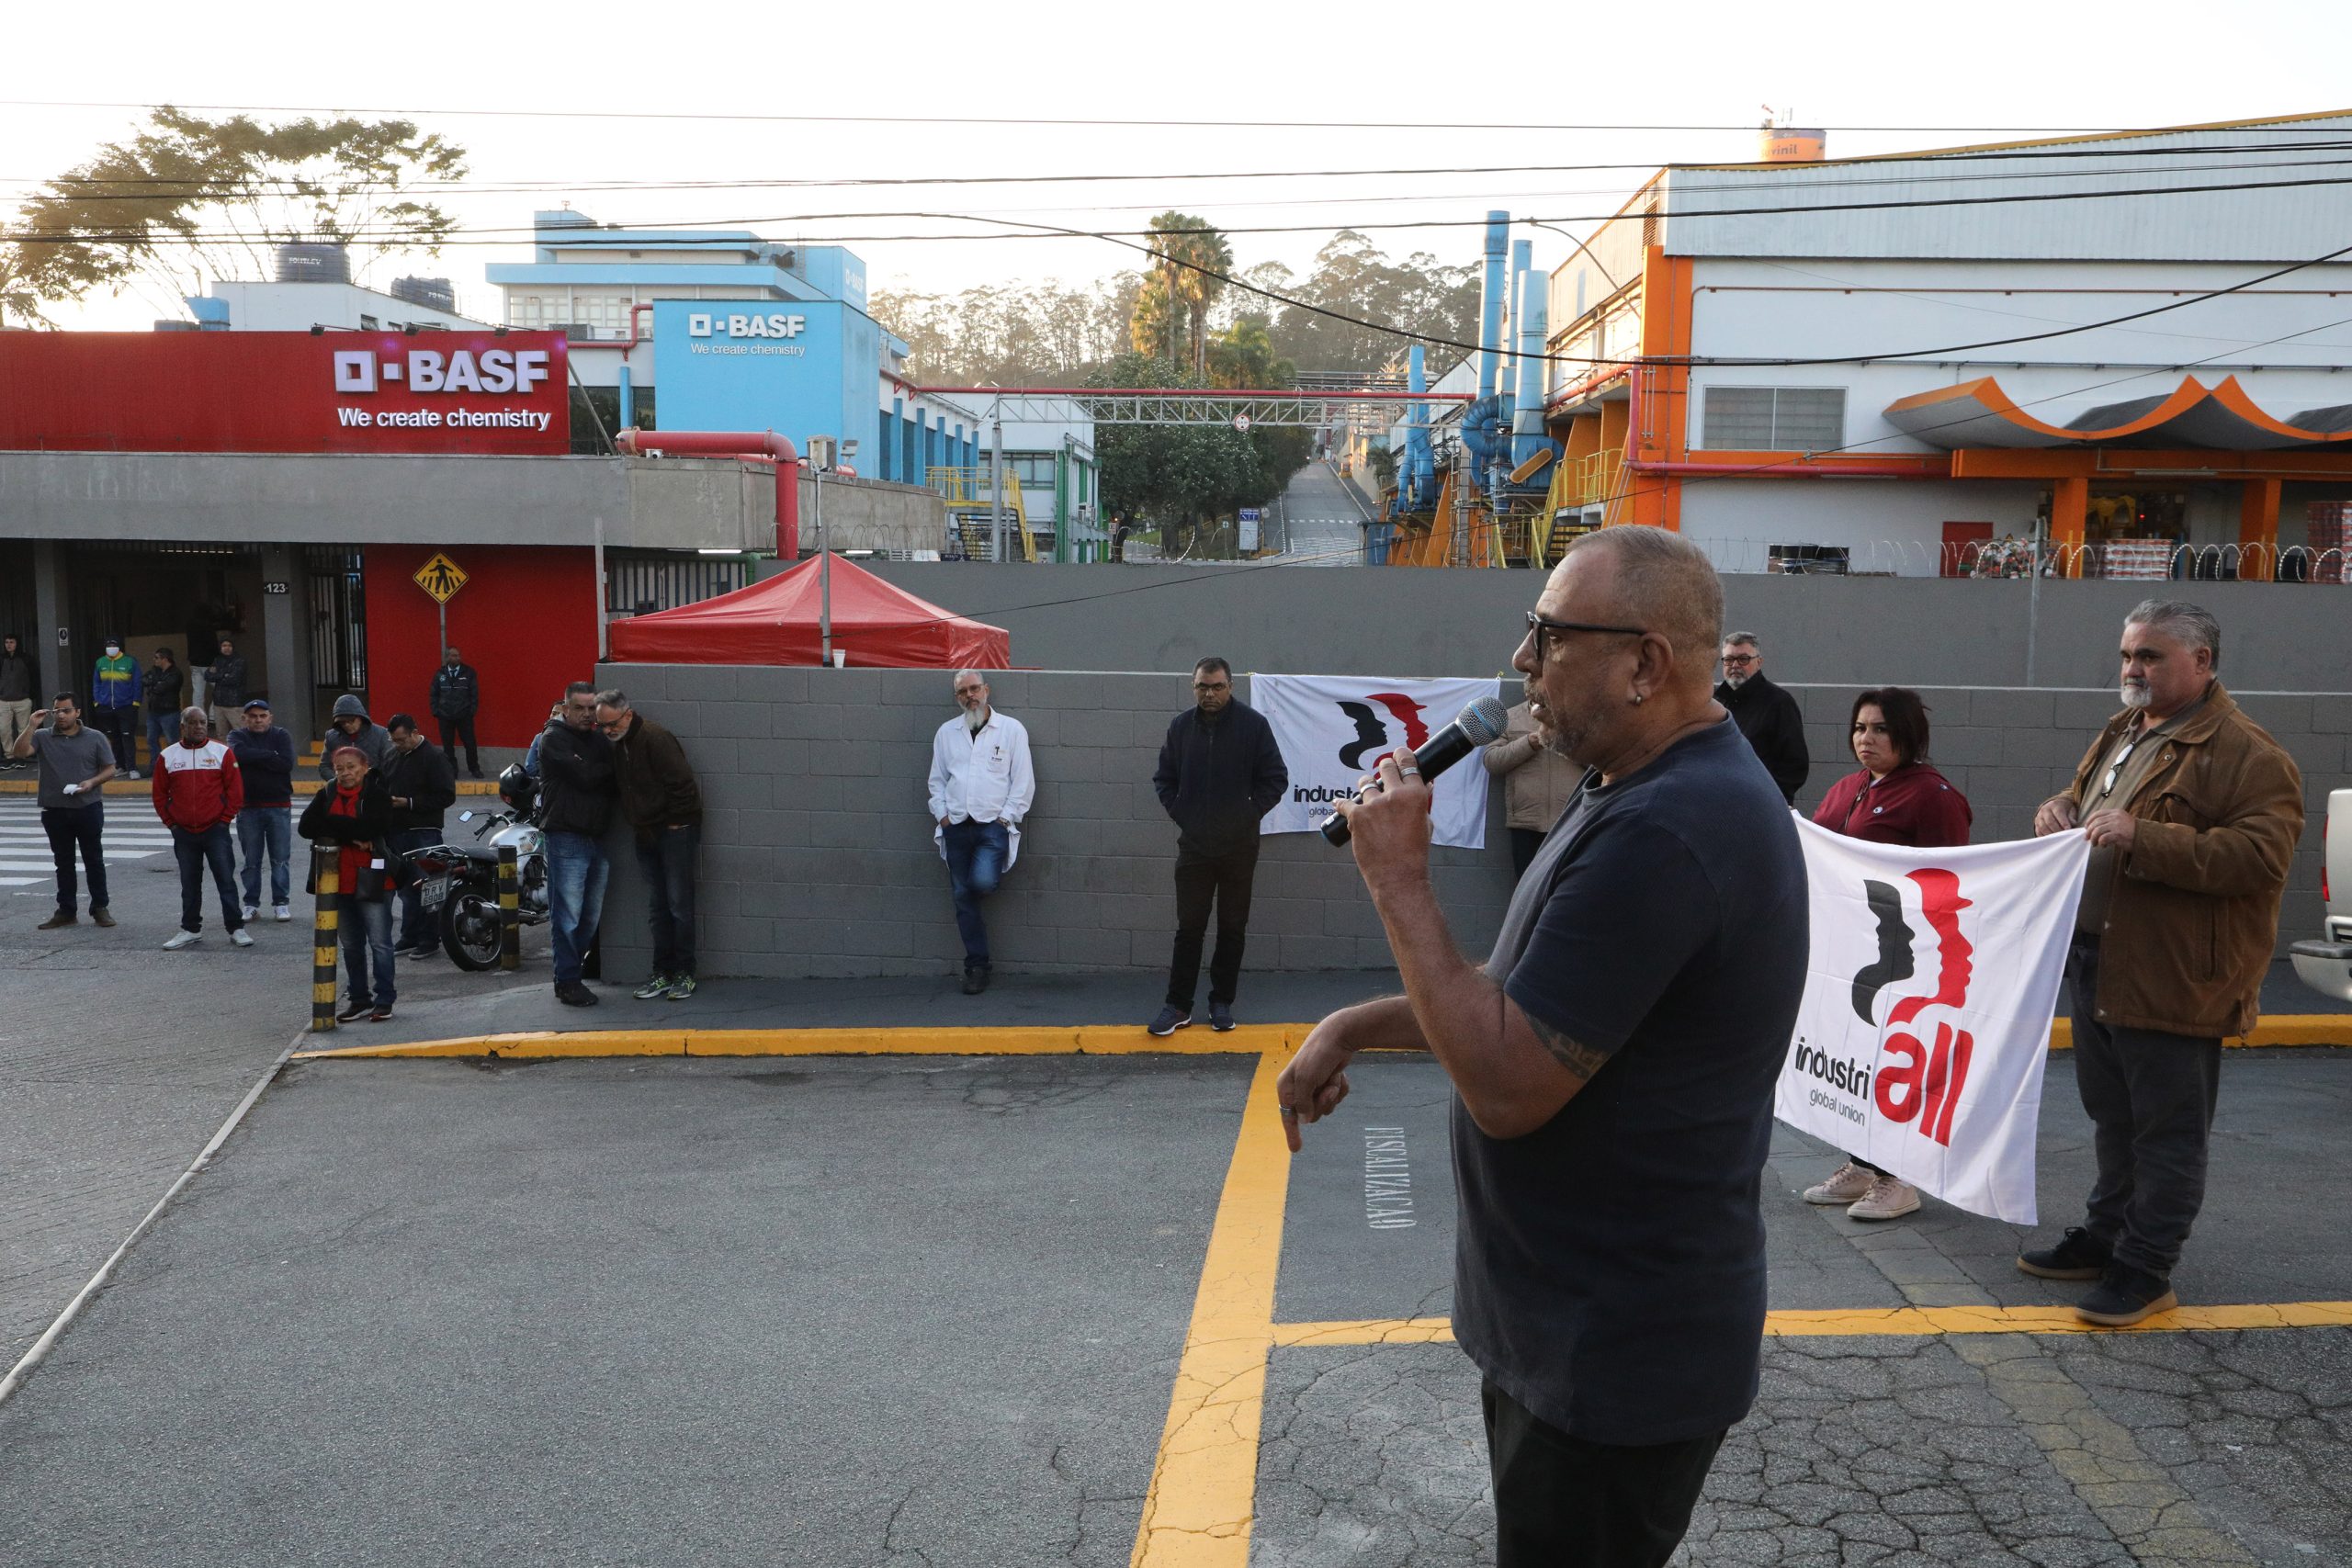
[1525, 1014, 1608, 1082]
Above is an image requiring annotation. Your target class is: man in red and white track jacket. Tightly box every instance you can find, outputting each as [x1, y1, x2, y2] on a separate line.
[152, 705, 250, 949]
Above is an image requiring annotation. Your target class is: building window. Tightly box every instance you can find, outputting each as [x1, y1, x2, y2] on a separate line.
[1006, 454, 1059, 488]
[1702, 386, 1846, 451]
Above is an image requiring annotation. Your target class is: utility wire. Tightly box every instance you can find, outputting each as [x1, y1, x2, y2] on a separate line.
[21, 165, 2352, 248]
[18, 140, 2352, 197]
[6, 96, 2350, 136]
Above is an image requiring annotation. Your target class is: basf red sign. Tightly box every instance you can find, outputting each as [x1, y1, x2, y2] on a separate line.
[0, 332, 570, 455]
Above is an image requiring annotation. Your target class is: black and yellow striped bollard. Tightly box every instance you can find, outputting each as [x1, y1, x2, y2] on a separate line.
[497, 844, 521, 971]
[311, 846, 341, 1032]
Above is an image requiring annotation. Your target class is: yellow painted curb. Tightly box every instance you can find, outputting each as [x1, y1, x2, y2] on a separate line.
[2046, 1018, 2352, 1050]
[291, 1022, 1308, 1061]
[1270, 1302, 2352, 1345]
[287, 1016, 2352, 1063]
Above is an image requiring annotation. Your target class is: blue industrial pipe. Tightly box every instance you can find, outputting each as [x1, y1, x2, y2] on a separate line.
[1404, 344, 1436, 512]
[1510, 261, 1554, 473]
[616, 365, 634, 431]
[1476, 211, 1509, 402]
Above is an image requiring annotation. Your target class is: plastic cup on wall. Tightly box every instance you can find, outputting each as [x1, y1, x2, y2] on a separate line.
[831, 649, 846, 669]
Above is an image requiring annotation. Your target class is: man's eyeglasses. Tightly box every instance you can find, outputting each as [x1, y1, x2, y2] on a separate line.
[1523, 611, 1645, 661]
[1720, 652, 1758, 667]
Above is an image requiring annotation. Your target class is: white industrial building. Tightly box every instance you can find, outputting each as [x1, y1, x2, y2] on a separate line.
[1544, 110, 2352, 579]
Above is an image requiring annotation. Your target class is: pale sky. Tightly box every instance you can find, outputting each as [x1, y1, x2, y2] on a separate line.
[8, 0, 2351, 330]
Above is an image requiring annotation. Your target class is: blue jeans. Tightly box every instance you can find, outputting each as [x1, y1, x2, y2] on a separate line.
[634, 822, 700, 976]
[145, 712, 175, 774]
[546, 830, 610, 986]
[171, 823, 242, 934]
[339, 895, 396, 1010]
[237, 805, 293, 909]
[41, 801, 108, 913]
[942, 818, 1010, 970]
[387, 827, 441, 950]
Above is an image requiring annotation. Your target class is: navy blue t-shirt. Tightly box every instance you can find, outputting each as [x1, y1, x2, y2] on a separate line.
[1453, 715, 1807, 1446]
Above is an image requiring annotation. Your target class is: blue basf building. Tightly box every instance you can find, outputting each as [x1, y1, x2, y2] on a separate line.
[651, 301, 978, 481]
[489, 211, 980, 484]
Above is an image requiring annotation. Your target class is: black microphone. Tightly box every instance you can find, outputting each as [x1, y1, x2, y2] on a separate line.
[1322, 695, 1510, 847]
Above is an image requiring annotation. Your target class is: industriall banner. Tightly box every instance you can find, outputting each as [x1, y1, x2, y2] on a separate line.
[1775, 820, 2090, 1224]
[1251, 675, 1498, 850]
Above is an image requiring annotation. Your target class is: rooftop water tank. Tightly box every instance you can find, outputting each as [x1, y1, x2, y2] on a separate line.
[1758, 125, 1826, 163]
[390, 276, 458, 314]
[275, 243, 351, 285]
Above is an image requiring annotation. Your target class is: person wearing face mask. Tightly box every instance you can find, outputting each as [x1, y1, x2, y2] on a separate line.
[1802, 688, 1972, 1225]
[926, 670, 1035, 997]
[90, 637, 141, 779]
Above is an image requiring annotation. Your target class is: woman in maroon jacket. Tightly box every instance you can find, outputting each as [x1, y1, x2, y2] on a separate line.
[1803, 688, 1972, 1223]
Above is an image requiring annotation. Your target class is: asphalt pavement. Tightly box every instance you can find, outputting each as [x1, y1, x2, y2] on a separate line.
[0, 795, 528, 1371]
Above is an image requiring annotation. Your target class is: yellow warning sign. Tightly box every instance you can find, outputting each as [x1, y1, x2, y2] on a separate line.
[413, 553, 469, 604]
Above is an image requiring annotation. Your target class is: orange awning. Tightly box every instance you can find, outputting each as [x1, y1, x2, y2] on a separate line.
[1884, 376, 2352, 451]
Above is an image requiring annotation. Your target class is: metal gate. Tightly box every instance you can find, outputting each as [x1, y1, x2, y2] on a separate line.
[305, 546, 367, 706]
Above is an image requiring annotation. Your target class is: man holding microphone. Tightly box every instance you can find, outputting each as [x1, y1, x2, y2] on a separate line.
[1278, 526, 1807, 1567]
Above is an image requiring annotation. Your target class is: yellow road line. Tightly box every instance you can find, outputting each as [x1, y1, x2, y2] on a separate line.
[1128, 1046, 1293, 1568]
[291, 1022, 1305, 1061]
[284, 1016, 2352, 1063]
[1272, 1302, 2352, 1346]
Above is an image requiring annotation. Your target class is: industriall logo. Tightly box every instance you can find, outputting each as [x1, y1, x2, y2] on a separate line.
[1333, 694, 1429, 769]
[1792, 868, 1978, 1145]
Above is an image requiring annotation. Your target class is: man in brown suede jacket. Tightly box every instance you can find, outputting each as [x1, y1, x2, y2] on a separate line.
[2020, 600, 2302, 1326]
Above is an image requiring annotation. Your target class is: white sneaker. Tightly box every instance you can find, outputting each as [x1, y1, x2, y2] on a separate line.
[274, 905, 292, 922]
[162, 929, 200, 951]
[242, 906, 258, 922]
[1803, 1161, 1876, 1205]
[231, 929, 255, 948]
[1849, 1174, 1922, 1223]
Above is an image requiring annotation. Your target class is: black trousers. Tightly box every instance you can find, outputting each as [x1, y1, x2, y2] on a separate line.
[92, 705, 135, 773]
[435, 713, 481, 774]
[1166, 840, 1258, 1009]
[2066, 937, 2222, 1279]
[1509, 827, 1544, 881]
[1482, 1378, 1724, 1568]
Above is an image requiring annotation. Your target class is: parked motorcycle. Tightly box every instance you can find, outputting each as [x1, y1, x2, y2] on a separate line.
[411, 764, 551, 971]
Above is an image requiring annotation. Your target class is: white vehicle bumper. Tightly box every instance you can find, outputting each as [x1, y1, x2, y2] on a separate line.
[2290, 940, 2352, 1004]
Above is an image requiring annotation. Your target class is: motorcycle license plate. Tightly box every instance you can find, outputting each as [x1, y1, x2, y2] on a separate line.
[421, 875, 453, 911]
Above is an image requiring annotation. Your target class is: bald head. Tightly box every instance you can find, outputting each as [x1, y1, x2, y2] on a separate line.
[1556, 526, 1723, 695]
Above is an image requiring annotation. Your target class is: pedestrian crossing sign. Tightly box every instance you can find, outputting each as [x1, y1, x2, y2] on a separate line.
[413, 553, 469, 604]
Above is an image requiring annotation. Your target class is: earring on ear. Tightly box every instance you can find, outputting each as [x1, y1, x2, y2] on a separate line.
[1631, 694, 1645, 705]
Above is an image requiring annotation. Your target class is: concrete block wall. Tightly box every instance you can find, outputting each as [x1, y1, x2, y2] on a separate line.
[594, 666, 1517, 983]
[592, 666, 2347, 982]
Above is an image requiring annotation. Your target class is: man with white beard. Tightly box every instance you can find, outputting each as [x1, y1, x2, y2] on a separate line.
[2022, 600, 2301, 1325]
[928, 671, 1035, 996]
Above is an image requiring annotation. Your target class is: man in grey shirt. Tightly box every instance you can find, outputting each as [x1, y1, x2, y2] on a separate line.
[8, 694, 120, 930]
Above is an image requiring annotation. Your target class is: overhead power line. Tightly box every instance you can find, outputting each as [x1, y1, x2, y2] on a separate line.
[15, 137, 2352, 198]
[5, 96, 2350, 137]
[19, 164, 2352, 250]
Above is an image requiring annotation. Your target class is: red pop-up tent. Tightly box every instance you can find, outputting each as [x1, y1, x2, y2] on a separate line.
[605, 553, 1011, 669]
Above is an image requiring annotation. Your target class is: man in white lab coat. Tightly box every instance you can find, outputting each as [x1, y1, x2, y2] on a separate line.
[928, 670, 1035, 995]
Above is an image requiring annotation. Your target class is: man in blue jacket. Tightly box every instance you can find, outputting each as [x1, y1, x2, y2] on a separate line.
[227, 699, 298, 921]
[1148, 657, 1289, 1035]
